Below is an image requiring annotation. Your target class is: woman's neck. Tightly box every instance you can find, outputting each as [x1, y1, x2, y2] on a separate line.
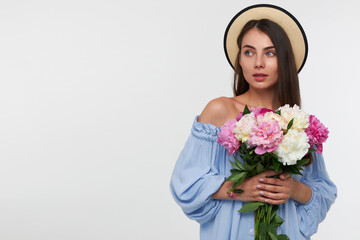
[241, 87, 277, 110]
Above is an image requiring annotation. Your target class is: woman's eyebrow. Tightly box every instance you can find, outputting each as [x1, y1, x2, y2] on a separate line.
[242, 45, 255, 49]
[242, 45, 275, 50]
[264, 46, 275, 50]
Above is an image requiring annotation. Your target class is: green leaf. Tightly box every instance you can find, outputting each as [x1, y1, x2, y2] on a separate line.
[230, 169, 241, 174]
[230, 160, 241, 170]
[267, 166, 275, 171]
[289, 165, 301, 175]
[234, 156, 247, 171]
[233, 189, 244, 193]
[276, 110, 281, 115]
[243, 151, 252, 158]
[283, 165, 302, 176]
[296, 158, 309, 167]
[268, 224, 277, 236]
[256, 162, 264, 173]
[272, 158, 281, 172]
[287, 119, 294, 130]
[238, 202, 265, 213]
[243, 105, 251, 115]
[231, 182, 238, 191]
[277, 234, 290, 240]
[236, 172, 247, 186]
[268, 231, 278, 240]
[308, 148, 316, 153]
[273, 215, 284, 228]
[244, 161, 254, 171]
[226, 171, 246, 182]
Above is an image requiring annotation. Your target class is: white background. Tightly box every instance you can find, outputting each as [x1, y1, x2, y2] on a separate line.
[0, 0, 358, 239]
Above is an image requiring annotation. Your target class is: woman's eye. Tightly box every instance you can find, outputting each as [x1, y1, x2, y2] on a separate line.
[244, 50, 253, 56]
[266, 51, 276, 56]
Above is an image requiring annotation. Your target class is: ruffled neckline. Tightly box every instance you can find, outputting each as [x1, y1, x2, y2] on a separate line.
[191, 116, 221, 141]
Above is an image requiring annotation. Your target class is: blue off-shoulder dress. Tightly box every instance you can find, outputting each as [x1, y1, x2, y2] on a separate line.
[170, 116, 337, 240]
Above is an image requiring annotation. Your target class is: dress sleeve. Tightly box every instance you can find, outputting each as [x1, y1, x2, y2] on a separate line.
[170, 118, 227, 224]
[296, 152, 337, 238]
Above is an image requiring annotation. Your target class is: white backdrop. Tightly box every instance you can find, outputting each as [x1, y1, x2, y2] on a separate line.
[0, 0, 358, 239]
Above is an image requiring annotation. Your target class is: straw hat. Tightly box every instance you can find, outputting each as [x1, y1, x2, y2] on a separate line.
[224, 4, 308, 72]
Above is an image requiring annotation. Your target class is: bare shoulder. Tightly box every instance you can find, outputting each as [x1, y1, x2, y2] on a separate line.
[198, 97, 237, 127]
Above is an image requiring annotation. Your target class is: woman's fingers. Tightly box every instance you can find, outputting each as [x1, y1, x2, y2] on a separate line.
[257, 183, 281, 193]
[256, 173, 292, 203]
[236, 171, 293, 203]
[280, 173, 291, 180]
[260, 198, 287, 205]
[259, 190, 288, 199]
[259, 177, 283, 186]
[260, 171, 280, 178]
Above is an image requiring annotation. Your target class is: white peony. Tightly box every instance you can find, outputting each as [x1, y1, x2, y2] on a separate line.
[277, 104, 309, 131]
[260, 111, 288, 130]
[274, 129, 310, 165]
[234, 112, 256, 143]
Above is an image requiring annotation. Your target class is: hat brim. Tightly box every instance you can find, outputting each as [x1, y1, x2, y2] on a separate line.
[224, 4, 308, 73]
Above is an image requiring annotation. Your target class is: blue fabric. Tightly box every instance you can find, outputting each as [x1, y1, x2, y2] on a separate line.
[170, 116, 337, 240]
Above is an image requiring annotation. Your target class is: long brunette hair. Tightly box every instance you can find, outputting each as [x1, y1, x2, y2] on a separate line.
[233, 19, 301, 109]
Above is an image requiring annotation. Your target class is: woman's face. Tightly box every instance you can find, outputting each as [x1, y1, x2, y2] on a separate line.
[239, 28, 278, 90]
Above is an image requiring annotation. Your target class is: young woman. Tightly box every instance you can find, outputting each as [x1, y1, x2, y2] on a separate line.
[170, 4, 336, 240]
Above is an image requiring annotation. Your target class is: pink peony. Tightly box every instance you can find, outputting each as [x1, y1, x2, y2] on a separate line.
[248, 120, 283, 155]
[305, 115, 329, 154]
[236, 112, 243, 121]
[236, 107, 273, 121]
[217, 119, 240, 155]
[251, 107, 274, 118]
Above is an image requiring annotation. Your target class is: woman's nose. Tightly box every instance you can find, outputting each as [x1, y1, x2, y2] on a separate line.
[255, 55, 265, 69]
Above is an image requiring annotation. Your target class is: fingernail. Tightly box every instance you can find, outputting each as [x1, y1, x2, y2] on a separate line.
[259, 178, 264, 182]
[265, 199, 269, 203]
[257, 185, 262, 188]
[259, 191, 264, 195]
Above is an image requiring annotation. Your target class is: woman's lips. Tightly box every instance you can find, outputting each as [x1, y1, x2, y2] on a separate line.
[253, 73, 268, 82]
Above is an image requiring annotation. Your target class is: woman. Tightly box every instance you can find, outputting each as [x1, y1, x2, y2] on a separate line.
[170, 4, 336, 240]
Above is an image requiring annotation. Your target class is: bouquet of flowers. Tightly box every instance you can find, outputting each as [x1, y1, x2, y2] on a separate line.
[217, 104, 329, 240]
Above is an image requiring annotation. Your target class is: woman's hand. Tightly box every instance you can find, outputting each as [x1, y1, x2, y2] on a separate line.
[254, 172, 294, 205]
[213, 171, 311, 205]
[231, 171, 290, 204]
[213, 171, 285, 202]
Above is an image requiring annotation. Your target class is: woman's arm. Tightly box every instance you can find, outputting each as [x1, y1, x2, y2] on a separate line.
[296, 152, 337, 237]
